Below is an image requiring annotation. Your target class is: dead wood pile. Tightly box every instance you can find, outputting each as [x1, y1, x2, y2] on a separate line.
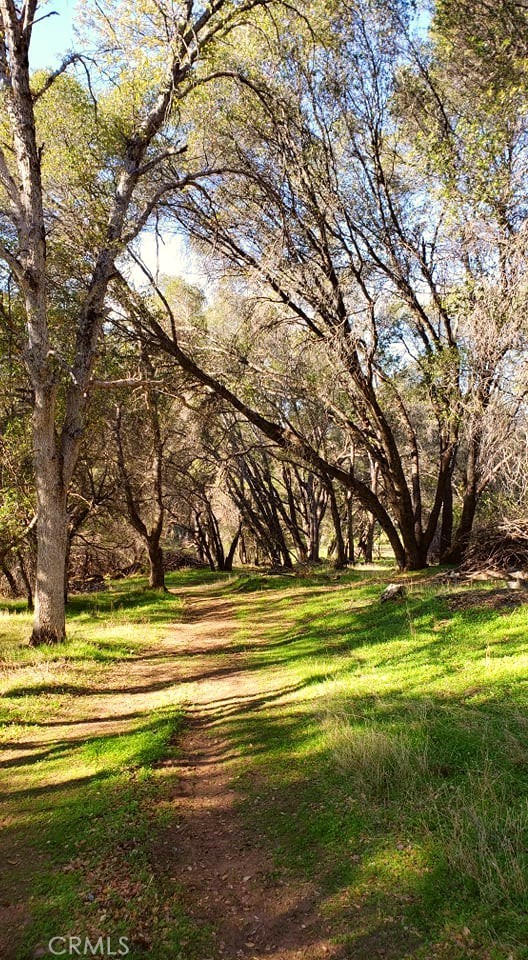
[462, 519, 528, 574]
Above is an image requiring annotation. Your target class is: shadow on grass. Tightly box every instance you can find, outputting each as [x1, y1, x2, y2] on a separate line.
[235, 583, 528, 683]
[214, 679, 528, 954]
[67, 581, 181, 615]
[226, 566, 393, 594]
[212, 577, 528, 956]
[1, 707, 218, 960]
[3, 570, 528, 959]
[0, 581, 184, 678]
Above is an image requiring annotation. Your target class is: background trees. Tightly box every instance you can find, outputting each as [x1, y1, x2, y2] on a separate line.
[1, 0, 528, 617]
[156, 0, 528, 568]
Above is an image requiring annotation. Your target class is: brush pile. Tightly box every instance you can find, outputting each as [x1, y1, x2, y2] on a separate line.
[462, 519, 528, 574]
[163, 549, 208, 570]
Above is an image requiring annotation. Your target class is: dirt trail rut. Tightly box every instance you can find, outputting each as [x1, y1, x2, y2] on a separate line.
[156, 586, 345, 960]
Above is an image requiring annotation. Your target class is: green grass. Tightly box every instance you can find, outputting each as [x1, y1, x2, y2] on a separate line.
[3, 566, 528, 959]
[12, 708, 210, 960]
[222, 569, 528, 959]
[0, 578, 184, 732]
[0, 576, 183, 664]
[0, 576, 213, 960]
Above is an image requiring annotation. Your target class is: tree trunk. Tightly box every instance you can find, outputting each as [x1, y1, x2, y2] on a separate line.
[17, 551, 34, 611]
[362, 461, 378, 565]
[390, 490, 428, 569]
[147, 537, 166, 590]
[280, 543, 293, 568]
[439, 477, 454, 557]
[64, 533, 72, 604]
[308, 537, 320, 563]
[395, 499, 429, 569]
[441, 489, 478, 565]
[30, 413, 68, 644]
[0, 561, 17, 597]
[402, 542, 429, 570]
[223, 525, 242, 572]
[328, 482, 347, 569]
[195, 514, 216, 570]
[364, 515, 375, 563]
[441, 436, 480, 565]
[196, 538, 206, 564]
[281, 465, 309, 562]
[345, 489, 355, 565]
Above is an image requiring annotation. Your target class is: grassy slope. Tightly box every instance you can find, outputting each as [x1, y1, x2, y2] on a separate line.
[0, 577, 213, 960]
[223, 569, 528, 960]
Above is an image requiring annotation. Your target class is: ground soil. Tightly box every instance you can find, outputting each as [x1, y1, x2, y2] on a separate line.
[446, 586, 528, 611]
[152, 586, 347, 960]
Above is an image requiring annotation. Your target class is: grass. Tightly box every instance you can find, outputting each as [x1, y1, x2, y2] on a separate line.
[0, 577, 187, 732]
[0, 575, 214, 960]
[13, 709, 205, 960]
[220, 567, 528, 959]
[3, 565, 528, 959]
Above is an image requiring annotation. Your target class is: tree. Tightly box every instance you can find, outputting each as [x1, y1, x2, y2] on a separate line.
[396, 0, 528, 557]
[223, 420, 331, 566]
[0, 292, 35, 605]
[111, 333, 170, 591]
[0, 0, 278, 642]
[160, 0, 528, 568]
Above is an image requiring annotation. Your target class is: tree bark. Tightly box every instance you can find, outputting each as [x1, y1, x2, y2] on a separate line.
[17, 551, 34, 611]
[364, 517, 375, 564]
[30, 404, 68, 643]
[281, 464, 309, 562]
[439, 476, 454, 557]
[441, 435, 480, 565]
[147, 536, 166, 590]
[115, 401, 166, 590]
[346, 488, 355, 565]
[194, 512, 216, 571]
[223, 525, 242, 572]
[441, 488, 478, 565]
[0, 561, 17, 597]
[328, 480, 347, 568]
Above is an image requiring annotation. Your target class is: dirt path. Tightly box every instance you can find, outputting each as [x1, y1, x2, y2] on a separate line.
[155, 585, 345, 960]
[1, 581, 344, 959]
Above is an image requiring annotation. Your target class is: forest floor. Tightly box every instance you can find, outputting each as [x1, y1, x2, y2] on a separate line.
[1, 568, 528, 960]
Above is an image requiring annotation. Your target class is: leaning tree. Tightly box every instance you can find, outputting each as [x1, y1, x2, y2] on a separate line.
[160, 0, 528, 568]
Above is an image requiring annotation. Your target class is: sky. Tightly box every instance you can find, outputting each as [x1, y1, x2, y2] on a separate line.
[29, 0, 75, 70]
[28, 1, 207, 290]
[130, 235, 212, 295]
